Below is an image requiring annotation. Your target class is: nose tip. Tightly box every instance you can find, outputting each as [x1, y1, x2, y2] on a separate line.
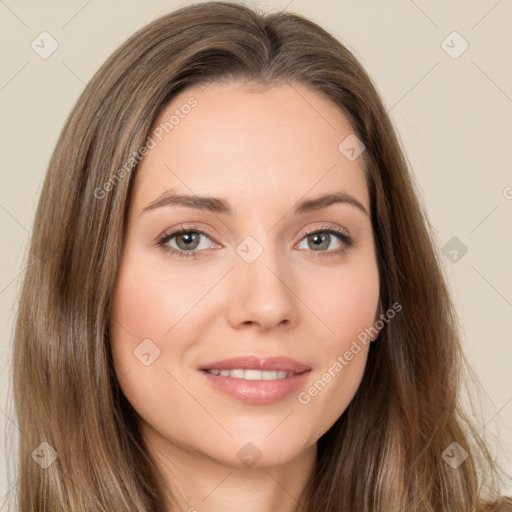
[227, 254, 298, 331]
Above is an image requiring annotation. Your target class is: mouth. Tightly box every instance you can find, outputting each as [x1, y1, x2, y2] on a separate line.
[199, 355, 311, 374]
[198, 355, 312, 405]
[202, 368, 299, 380]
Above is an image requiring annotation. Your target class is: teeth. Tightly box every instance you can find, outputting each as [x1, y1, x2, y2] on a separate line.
[205, 369, 292, 380]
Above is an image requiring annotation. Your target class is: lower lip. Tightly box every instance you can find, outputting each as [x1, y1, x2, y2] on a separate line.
[199, 370, 312, 405]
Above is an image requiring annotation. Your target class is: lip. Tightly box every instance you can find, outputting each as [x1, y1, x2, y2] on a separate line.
[199, 356, 312, 373]
[198, 356, 312, 405]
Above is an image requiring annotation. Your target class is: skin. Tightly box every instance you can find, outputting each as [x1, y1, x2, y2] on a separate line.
[109, 80, 381, 512]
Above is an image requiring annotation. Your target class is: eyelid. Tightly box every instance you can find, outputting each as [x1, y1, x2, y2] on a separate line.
[299, 223, 351, 239]
[156, 223, 219, 243]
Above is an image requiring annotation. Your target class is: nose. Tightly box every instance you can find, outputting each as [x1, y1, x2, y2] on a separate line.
[225, 242, 299, 332]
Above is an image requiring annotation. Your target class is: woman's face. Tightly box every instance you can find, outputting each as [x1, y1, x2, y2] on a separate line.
[109, 80, 380, 470]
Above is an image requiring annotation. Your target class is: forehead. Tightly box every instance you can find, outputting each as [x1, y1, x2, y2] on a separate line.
[131, 80, 369, 216]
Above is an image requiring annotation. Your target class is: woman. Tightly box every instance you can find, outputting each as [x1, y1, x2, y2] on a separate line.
[10, 1, 511, 510]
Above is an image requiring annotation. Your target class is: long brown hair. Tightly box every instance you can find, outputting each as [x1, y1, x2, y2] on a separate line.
[9, 1, 511, 510]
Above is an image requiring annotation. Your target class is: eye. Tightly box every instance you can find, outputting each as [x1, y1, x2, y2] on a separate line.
[156, 228, 216, 258]
[296, 227, 353, 257]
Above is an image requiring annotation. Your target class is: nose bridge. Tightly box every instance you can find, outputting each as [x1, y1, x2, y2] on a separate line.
[227, 232, 297, 329]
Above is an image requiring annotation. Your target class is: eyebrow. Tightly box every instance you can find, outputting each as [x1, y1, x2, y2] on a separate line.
[140, 189, 369, 217]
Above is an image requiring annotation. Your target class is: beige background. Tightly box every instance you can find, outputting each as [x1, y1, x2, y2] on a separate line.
[1, 0, 511, 503]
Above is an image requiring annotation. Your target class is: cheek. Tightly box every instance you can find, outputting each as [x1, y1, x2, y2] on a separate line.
[306, 254, 380, 345]
[298, 345, 369, 444]
[110, 267, 175, 340]
[297, 322, 372, 443]
[295, 259, 378, 434]
[109, 251, 210, 348]
[108, 253, 213, 421]
[108, 258, 173, 406]
[108, 264, 189, 434]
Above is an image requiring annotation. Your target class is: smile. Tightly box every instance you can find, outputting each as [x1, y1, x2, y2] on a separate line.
[204, 369, 295, 380]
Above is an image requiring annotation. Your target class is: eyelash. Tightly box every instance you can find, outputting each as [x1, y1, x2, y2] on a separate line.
[156, 225, 354, 260]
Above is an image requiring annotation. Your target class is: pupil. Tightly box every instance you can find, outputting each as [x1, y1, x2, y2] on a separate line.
[310, 233, 329, 250]
[178, 232, 199, 249]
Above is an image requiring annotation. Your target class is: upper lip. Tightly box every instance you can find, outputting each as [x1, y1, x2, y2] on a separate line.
[200, 356, 311, 374]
